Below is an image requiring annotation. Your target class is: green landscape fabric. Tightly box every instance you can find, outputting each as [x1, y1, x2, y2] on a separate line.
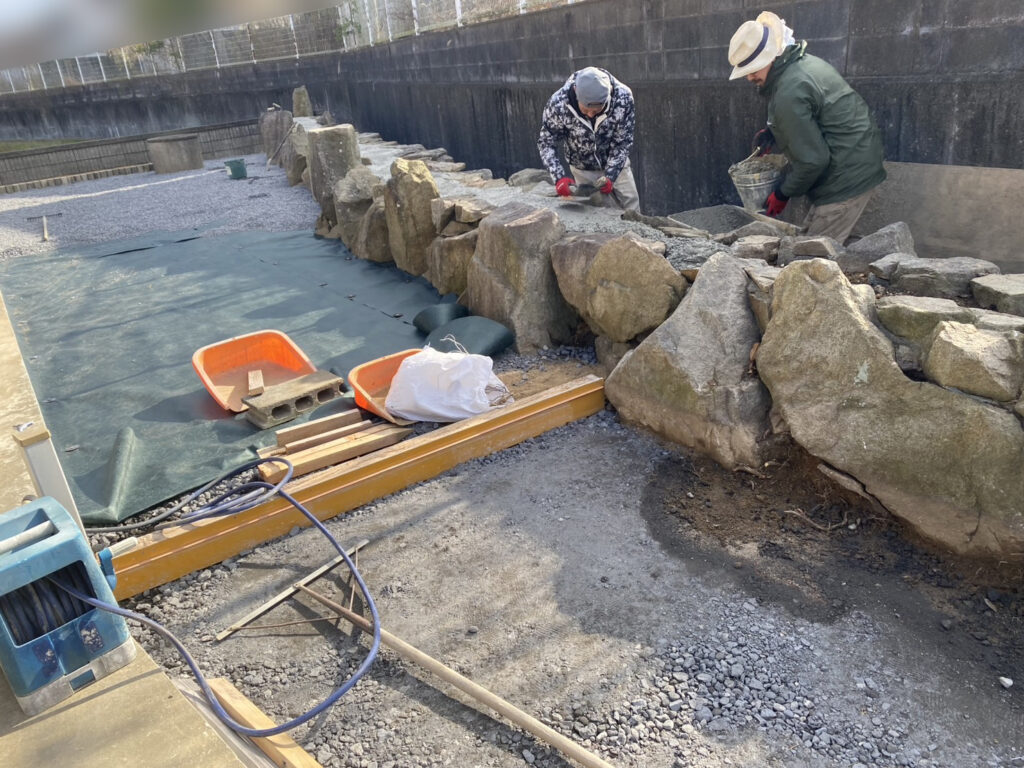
[0, 230, 440, 524]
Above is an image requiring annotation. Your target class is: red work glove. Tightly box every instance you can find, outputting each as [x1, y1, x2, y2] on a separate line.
[597, 176, 614, 194]
[764, 190, 789, 217]
[555, 177, 574, 198]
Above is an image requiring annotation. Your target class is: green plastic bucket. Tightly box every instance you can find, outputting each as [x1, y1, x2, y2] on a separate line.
[224, 159, 247, 180]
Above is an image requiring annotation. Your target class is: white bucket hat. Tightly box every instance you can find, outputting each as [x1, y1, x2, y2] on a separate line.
[728, 11, 786, 80]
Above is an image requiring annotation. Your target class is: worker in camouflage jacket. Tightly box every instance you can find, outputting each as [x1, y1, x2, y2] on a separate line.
[728, 11, 886, 243]
[537, 67, 640, 211]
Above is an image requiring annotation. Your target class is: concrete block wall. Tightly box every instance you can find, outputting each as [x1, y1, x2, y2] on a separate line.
[0, 121, 259, 186]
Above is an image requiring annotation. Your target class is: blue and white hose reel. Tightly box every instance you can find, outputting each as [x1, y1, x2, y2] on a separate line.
[0, 497, 134, 716]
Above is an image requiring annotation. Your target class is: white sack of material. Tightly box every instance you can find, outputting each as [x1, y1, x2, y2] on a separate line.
[385, 344, 512, 422]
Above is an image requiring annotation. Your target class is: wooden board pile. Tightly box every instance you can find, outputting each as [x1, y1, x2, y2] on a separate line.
[257, 408, 413, 482]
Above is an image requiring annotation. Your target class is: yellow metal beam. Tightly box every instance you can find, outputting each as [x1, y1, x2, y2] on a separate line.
[113, 375, 605, 599]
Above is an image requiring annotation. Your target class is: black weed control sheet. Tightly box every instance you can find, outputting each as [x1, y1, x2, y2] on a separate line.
[0, 230, 440, 523]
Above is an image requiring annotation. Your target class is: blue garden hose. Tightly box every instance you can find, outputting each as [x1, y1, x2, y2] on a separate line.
[48, 457, 381, 737]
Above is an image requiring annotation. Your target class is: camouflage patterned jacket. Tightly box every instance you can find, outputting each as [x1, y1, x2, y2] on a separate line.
[537, 69, 635, 183]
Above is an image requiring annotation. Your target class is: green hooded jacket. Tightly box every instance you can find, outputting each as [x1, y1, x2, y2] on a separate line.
[763, 42, 886, 205]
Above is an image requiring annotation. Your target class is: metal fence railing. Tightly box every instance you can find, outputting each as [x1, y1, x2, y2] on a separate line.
[0, 0, 587, 94]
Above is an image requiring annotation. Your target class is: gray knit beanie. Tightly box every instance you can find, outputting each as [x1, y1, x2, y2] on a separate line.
[575, 67, 612, 107]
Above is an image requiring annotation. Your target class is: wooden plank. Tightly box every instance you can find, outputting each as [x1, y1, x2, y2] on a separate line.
[112, 376, 604, 600]
[259, 427, 413, 482]
[208, 678, 323, 768]
[274, 408, 362, 446]
[257, 445, 286, 459]
[247, 369, 265, 396]
[282, 419, 377, 454]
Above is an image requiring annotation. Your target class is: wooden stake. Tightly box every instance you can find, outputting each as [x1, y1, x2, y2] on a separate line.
[296, 585, 617, 768]
[41, 215, 49, 242]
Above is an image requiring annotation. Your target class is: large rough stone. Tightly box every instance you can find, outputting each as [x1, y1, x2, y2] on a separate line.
[972, 273, 1024, 317]
[744, 263, 783, 333]
[463, 202, 575, 353]
[333, 167, 382, 249]
[892, 256, 1001, 298]
[292, 85, 313, 117]
[454, 198, 494, 224]
[383, 158, 440, 276]
[306, 124, 362, 206]
[868, 252, 917, 281]
[846, 221, 916, 270]
[715, 220, 790, 245]
[777, 235, 844, 268]
[551, 232, 687, 343]
[731, 235, 780, 262]
[258, 109, 293, 162]
[426, 230, 478, 296]
[758, 258, 1024, 560]
[595, 336, 634, 375]
[665, 237, 731, 281]
[923, 321, 1024, 402]
[876, 296, 976, 344]
[351, 199, 392, 263]
[279, 117, 320, 187]
[971, 308, 1024, 333]
[508, 169, 551, 188]
[606, 252, 770, 469]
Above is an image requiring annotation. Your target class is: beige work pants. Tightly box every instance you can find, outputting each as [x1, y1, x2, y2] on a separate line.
[803, 187, 876, 244]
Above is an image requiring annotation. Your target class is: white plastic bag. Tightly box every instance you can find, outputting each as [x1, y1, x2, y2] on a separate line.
[384, 342, 513, 422]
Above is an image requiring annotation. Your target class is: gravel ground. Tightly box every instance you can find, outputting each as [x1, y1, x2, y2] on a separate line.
[5, 137, 1021, 767]
[0, 153, 318, 261]
[128, 414, 1024, 768]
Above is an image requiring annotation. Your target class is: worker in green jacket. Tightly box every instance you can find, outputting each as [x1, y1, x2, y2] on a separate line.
[727, 11, 886, 243]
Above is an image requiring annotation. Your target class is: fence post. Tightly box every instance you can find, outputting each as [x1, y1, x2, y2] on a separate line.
[38, 63, 47, 89]
[411, 0, 419, 35]
[247, 24, 257, 62]
[177, 37, 187, 71]
[6, 69, 15, 92]
[209, 30, 220, 68]
[96, 53, 106, 82]
[362, 0, 375, 45]
[519, 0, 526, 13]
[288, 15, 300, 59]
[55, 60, 66, 88]
[75, 57, 84, 84]
[121, 48, 131, 79]
[383, 0, 393, 42]
[455, 0, 462, 26]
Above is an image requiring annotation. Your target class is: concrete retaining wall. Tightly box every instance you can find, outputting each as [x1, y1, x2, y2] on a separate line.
[0, 121, 258, 187]
[0, 1, 1021, 263]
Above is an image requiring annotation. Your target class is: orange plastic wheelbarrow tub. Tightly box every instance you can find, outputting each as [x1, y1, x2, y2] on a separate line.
[347, 348, 421, 425]
[192, 329, 317, 412]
